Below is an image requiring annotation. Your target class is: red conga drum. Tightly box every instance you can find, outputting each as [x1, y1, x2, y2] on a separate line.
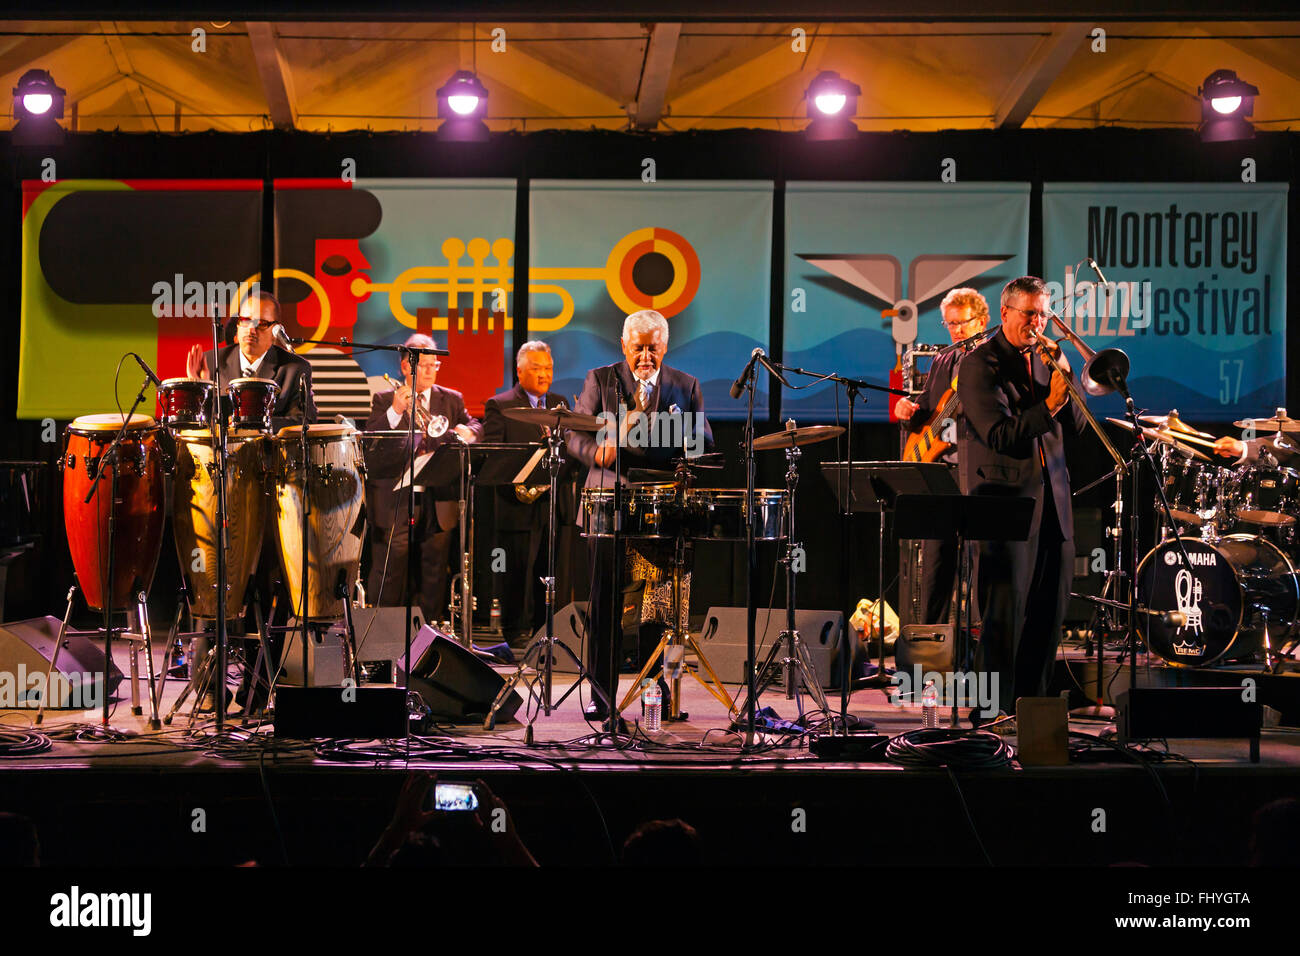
[61, 414, 165, 612]
[157, 377, 214, 429]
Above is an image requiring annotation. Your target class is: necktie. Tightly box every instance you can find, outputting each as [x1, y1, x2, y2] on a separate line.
[637, 380, 652, 412]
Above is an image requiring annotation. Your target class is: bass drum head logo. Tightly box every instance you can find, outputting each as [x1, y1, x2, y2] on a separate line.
[1164, 549, 1180, 565]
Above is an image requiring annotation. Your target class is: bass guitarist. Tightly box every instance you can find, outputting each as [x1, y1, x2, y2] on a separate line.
[894, 287, 990, 628]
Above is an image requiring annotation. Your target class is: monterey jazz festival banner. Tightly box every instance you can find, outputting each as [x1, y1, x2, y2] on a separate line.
[1042, 182, 1287, 423]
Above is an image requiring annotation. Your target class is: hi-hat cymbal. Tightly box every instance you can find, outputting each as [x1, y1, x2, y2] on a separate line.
[502, 406, 605, 432]
[1106, 417, 1211, 462]
[753, 424, 845, 451]
[1136, 410, 1214, 440]
[1233, 414, 1300, 434]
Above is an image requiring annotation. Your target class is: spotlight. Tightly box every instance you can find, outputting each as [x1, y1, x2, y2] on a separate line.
[804, 71, 860, 141]
[13, 69, 65, 122]
[437, 70, 489, 142]
[1198, 69, 1259, 143]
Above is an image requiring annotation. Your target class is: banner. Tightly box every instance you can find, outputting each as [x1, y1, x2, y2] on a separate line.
[1042, 182, 1287, 422]
[19, 179, 262, 420]
[529, 180, 772, 419]
[274, 178, 516, 417]
[783, 182, 1030, 421]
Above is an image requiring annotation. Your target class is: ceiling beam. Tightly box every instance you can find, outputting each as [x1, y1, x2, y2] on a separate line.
[474, 41, 622, 118]
[671, 26, 834, 119]
[246, 21, 298, 130]
[1032, 35, 1184, 126]
[994, 22, 1093, 128]
[98, 20, 158, 131]
[631, 23, 680, 129]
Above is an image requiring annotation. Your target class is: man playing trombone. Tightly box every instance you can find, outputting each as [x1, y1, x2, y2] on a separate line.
[957, 276, 1085, 723]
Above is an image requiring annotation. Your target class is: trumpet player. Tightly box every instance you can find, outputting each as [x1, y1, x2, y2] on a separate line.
[957, 276, 1086, 724]
[365, 333, 483, 620]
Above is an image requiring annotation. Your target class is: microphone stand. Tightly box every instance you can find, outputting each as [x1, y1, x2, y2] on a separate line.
[772, 363, 905, 737]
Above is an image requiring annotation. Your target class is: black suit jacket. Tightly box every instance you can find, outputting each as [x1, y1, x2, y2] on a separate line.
[957, 329, 1087, 540]
[482, 383, 580, 529]
[567, 361, 714, 490]
[202, 344, 317, 432]
[364, 385, 483, 531]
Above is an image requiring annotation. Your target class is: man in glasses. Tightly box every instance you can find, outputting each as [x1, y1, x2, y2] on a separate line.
[957, 276, 1081, 725]
[894, 288, 989, 631]
[184, 289, 317, 430]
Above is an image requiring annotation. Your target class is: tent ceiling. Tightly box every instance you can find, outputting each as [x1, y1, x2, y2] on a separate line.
[3, 20, 1297, 134]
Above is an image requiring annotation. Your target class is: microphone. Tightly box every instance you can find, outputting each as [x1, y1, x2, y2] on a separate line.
[730, 347, 765, 400]
[132, 352, 162, 388]
[270, 324, 295, 353]
[1086, 258, 1110, 286]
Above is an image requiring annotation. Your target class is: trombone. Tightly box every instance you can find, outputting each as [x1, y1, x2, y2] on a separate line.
[1030, 314, 1129, 474]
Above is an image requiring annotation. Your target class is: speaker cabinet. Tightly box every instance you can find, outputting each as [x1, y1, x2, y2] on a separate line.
[398, 625, 521, 722]
[0, 616, 123, 708]
[697, 607, 852, 688]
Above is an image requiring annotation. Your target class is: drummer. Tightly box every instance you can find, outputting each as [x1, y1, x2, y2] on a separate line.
[184, 290, 317, 431]
[1213, 433, 1300, 468]
[365, 333, 483, 622]
[567, 309, 714, 721]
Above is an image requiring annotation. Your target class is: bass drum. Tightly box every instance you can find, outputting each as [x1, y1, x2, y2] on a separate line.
[1136, 534, 1299, 667]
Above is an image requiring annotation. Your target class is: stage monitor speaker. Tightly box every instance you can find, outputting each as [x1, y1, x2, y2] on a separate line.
[274, 686, 408, 739]
[530, 601, 588, 674]
[398, 625, 521, 722]
[0, 616, 123, 708]
[533, 586, 648, 674]
[895, 623, 955, 673]
[1119, 686, 1262, 763]
[280, 621, 349, 687]
[350, 606, 424, 681]
[697, 607, 852, 688]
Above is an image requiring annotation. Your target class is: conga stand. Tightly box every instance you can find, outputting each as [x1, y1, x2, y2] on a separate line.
[81, 372, 163, 729]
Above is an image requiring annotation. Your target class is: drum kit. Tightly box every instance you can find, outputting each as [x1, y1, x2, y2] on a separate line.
[1107, 407, 1300, 669]
[51, 374, 367, 728]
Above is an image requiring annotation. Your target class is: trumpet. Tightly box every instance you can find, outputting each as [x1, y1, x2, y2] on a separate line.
[1030, 328, 1128, 473]
[383, 372, 432, 432]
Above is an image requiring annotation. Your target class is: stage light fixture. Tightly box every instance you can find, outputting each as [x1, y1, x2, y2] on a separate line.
[1198, 69, 1259, 143]
[437, 70, 489, 142]
[13, 69, 65, 122]
[804, 71, 861, 141]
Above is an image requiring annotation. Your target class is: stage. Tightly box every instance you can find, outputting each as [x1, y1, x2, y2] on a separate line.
[3, 636, 1299, 869]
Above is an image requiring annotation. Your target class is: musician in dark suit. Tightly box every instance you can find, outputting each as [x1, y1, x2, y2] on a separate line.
[895, 288, 989, 628]
[365, 333, 483, 622]
[184, 290, 317, 431]
[567, 310, 714, 719]
[482, 341, 580, 645]
[957, 276, 1085, 721]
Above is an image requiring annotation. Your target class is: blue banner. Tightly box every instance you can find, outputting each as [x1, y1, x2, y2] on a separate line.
[783, 182, 1030, 421]
[1042, 182, 1287, 423]
[529, 180, 772, 419]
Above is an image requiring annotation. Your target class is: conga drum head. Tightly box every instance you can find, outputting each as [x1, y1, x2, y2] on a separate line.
[68, 413, 157, 433]
[276, 423, 356, 439]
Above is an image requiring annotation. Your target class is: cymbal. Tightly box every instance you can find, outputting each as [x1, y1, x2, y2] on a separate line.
[1106, 417, 1211, 462]
[1136, 410, 1214, 440]
[753, 424, 845, 451]
[1233, 414, 1300, 433]
[502, 406, 605, 432]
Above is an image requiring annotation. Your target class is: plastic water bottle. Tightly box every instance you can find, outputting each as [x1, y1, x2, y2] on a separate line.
[921, 679, 939, 729]
[490, 599, 502, 636]
[642, 681, 662, 732]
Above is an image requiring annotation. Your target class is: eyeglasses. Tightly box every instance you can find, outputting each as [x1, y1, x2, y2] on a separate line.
[943, 317, 981, 330]
[1008, 306, 1050, 321]
[237, 318, 275, 331]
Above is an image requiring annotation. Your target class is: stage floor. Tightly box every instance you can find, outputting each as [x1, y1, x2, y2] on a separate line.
[4, 639, 1300, 866]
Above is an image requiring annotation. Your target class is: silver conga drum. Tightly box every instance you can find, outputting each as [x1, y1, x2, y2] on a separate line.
[273, 424, 366, 620]
[172, 429, 269, 620]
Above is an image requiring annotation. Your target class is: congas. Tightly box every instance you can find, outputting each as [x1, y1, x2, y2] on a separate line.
[60, 414, 165, 612]
[228, 377, 279, 432]
[580, 484, 686, 539]
[1136, 534, 1299, 667]
[273, 425, 366, 620]
[1229, 465, 1300, 527]
[157, 378, 214, 429]
[172, 430, 270, 620]
[686, 488, 788, 541]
